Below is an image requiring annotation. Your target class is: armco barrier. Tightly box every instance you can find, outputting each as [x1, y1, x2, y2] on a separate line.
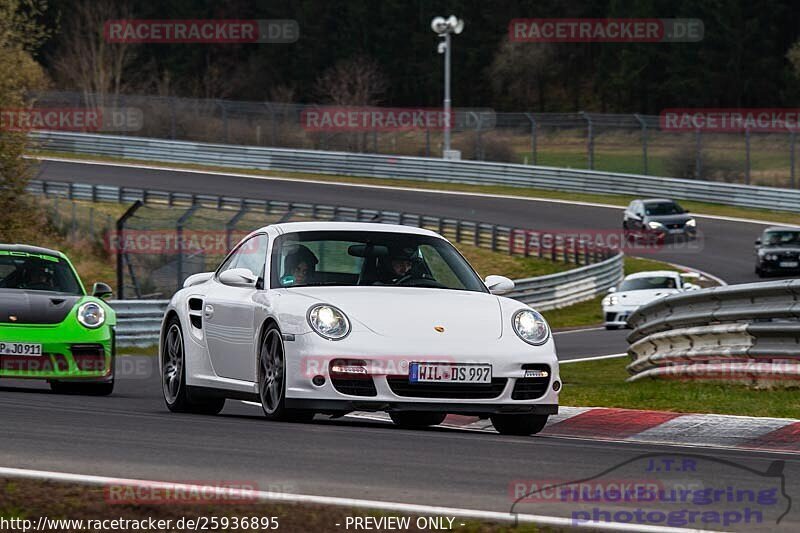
[31, 130, 800, 212]
[626, 280, 800, 384]
[110, 300, 168, 347]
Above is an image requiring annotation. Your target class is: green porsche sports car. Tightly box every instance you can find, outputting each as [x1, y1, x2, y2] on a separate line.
[0, 244, 115, 395]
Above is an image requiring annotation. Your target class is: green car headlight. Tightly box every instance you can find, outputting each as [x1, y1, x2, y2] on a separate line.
[77, 302, 106, 329]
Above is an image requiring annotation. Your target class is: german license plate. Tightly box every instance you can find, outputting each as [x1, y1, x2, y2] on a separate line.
[779, 261, 798, 268]
[409, 363, 491, 384]
[0, 342, 42, 356]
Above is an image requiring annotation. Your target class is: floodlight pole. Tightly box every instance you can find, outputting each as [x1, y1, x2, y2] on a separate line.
[443, 32, 452, 154]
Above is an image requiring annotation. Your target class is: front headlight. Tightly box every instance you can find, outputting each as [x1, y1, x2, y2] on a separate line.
[602, 295, 618, 306]
[765, 253, 778, 261]
[77, 302, 106, 329]
[512, 309, 550, 345]
[685, 218, 696, 227]
[307, 304, 350, 340]
[647, 221, 664, 230]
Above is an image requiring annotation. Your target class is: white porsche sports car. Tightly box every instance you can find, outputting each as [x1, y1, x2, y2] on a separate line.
[602, 270, 700, 329]
[159, 222, 560, 435]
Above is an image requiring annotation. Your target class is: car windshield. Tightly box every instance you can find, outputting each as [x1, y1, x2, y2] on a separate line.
[0, 251, 82, 295]
[619, 276, 678, 291]
[270, 230, 487, 292]
[644, 202, 684, 216]
[763, 230, 800, 246]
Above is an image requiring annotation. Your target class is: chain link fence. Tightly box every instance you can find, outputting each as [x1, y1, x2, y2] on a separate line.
[30, 91, 798, 189]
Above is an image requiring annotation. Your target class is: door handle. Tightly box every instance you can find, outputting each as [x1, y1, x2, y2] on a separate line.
[204, 304, 214, 319]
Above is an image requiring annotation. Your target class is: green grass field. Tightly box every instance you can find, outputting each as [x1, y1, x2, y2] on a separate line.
[560, 356, 800, 418]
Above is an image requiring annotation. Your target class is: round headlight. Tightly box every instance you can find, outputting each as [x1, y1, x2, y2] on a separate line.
[77, 302, 106, 329]
[685, 218, 696, 227]
[512, 309, 550, 345]
[647, 221, 664, 229]
[307, 304, 350, 340]
[602, 295, 618, 307]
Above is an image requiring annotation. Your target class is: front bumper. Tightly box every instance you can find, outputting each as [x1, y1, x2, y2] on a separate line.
[757, 259, 800, 275]
[0, 323, 113, 380]
[603, 305, 638, 327]
[282, 331, 561, 413]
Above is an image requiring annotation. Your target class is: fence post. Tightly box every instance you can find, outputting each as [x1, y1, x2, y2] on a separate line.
[115, 200, 143, 300]
[176, 204, 200, 291]
[791, 130, 797, 189]
[225, 202, 248, 251]
[219, 100, 229, 143]
[634, 113, 648, 175]
[581, 111, 594, 170]
[169, 96, 176, 140]
[425, 127, 431, 157]
[745, 128, 751, 185]
[695, 128, 702, 179]
[525, 113, 537, 165]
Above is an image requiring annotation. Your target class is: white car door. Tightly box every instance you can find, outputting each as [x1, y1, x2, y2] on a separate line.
[204, 233, 269, 382]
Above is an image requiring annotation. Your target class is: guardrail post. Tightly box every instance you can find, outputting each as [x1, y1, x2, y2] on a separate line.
[473, 224, 480, 247]
[745, 128, 751, 185]
[581, 112, 594, 170]
[634, 113, 648, 175]
[455, 219, 461, 242]
[524, 231, 531, 257]
[525, 113, 537, 165]
[116, 200, 143, 300]
[490, 225, 497, 251]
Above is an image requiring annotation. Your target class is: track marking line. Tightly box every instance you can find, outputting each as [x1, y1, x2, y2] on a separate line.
[0, 466, 710, 533]
[31, 155, 800, 228]
[560, 353, 628, 363]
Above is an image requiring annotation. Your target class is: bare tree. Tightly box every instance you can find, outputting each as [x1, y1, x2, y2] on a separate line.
[50, 0, 135, 108]
[314, 56, 387, 106]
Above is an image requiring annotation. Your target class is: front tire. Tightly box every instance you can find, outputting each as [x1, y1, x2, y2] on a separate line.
[161, 317, 225, 415]
[389, 412, 446, 428]
[490, 414, 549, 436]
[258, 323, 314, 422]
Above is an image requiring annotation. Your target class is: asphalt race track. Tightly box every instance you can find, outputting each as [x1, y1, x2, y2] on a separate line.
[2, 362, 799, 531]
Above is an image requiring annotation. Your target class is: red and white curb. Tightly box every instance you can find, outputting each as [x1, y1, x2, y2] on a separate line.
[348, 407, 800, 453]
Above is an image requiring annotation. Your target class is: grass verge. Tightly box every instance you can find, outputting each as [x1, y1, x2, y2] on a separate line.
[0, 478, 561, 533]
[560, 357, 800, 419]
[32, 150, 800, 225]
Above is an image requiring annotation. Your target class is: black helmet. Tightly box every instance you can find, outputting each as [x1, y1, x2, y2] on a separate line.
[284, 244, 319, 272]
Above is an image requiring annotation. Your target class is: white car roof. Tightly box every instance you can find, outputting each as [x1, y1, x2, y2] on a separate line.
[264, 221, 443, 238]
[623, 270, 681, 280]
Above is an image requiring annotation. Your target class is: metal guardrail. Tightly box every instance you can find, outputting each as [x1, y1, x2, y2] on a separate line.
[110, 300, 168, 347]
[626, 280, 800, 384]
[31, 131, 800, 212]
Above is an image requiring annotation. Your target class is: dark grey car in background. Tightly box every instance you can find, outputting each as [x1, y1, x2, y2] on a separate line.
[623, 198, 697, 240]
[755, 227, 800, 277]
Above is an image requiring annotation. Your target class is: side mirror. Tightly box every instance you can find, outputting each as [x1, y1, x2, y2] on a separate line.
[607, 287, 617, 294]
[91, 282, 113, 300]
[684, 283, 700, 291]
[683, 209, 690, 214]
[218, 268, 257, 288]
[754, 239, 761, 246]
[484, 275, 515, 295]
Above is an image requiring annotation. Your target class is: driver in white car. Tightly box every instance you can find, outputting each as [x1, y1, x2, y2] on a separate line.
[382, 246, 416, 284]
[283, 245, 319, 285]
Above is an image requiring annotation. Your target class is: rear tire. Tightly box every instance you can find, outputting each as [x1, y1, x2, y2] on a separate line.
[258, 323, 314, 423]
[161, 317, 225, 415]
[50, 379, 114, 396]
[389, 412, 446, 428]
[490, 414, 549, 436]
